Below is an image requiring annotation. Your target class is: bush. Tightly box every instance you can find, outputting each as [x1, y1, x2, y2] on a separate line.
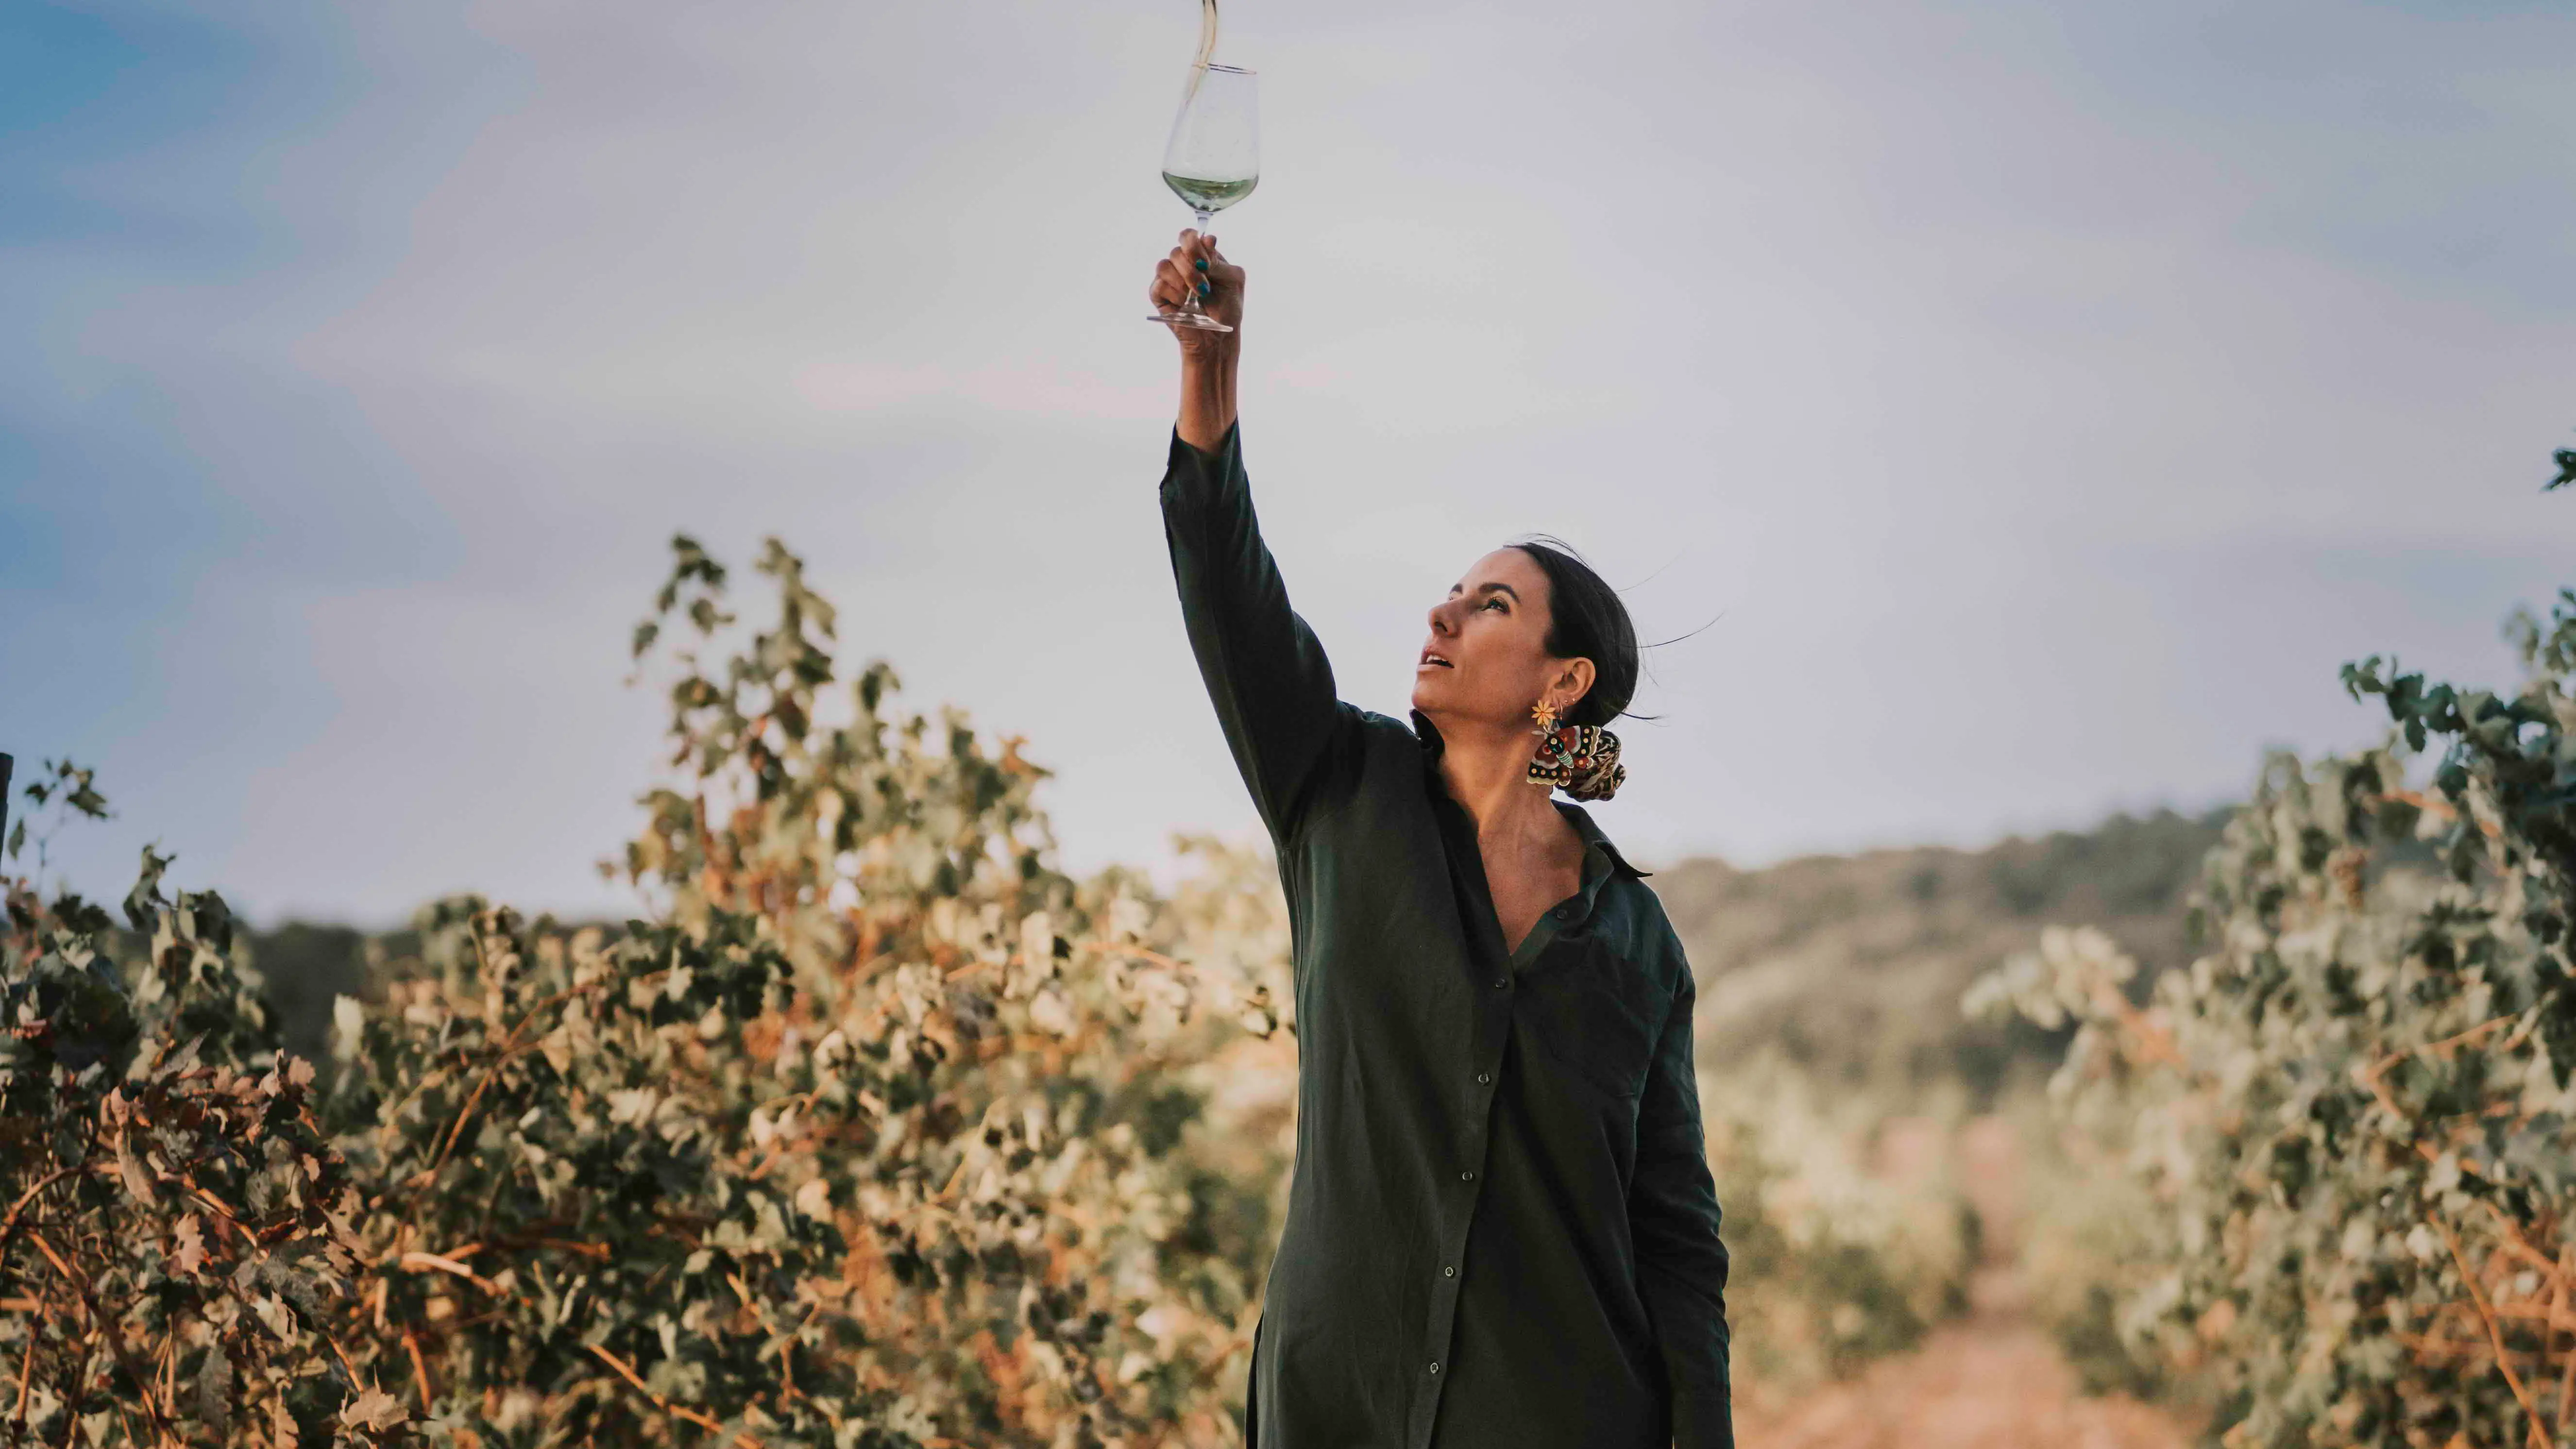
[1702, 1050, 1978, 1399]
[1970, 564, 2576, 1447]
[2, 538, 1293, 1448]
[1, 844, 391, 1448]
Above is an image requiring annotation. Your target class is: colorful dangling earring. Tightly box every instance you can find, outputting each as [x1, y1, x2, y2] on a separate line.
[1527, 697, 1628, 800]
[1528, 699, 1569, 792]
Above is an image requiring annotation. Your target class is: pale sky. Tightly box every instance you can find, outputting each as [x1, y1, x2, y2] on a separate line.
[6, 0, 2573, 925]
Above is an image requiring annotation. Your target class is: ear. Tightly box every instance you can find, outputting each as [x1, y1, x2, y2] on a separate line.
[1548, 657, 1597, 716]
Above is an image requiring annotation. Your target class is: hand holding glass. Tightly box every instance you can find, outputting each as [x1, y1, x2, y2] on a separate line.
[1150, 63, 1257, 332]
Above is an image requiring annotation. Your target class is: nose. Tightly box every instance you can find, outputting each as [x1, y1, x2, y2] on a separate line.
[1426, 597, 1460, 636]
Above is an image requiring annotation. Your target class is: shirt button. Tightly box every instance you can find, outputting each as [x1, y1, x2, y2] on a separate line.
[1428, 1361, 1441, 1374]
[1475, 1072, 1491, 1084]
[1491, 977, 1507, 989]
[1444, 1265, 1457, 1278]
[1553, 906, 1572, 920]
[1459, 1170, 1474, 1181]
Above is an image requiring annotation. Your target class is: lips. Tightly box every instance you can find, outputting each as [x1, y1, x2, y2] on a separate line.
[1418, 649, 1453, 669]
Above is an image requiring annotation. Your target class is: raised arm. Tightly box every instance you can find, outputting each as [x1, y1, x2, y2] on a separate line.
[1152, 229, 1242, 452]
[1630, 963, 1734, 1449]
[1152, 232, 1346, 844]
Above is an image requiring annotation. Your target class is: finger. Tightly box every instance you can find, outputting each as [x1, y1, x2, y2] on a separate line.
[1176, 265, 1220, 302]
[1157, 258, 1203, 304]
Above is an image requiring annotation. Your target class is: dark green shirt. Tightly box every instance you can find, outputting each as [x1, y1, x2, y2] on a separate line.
[1160, 425, 1733, 1449]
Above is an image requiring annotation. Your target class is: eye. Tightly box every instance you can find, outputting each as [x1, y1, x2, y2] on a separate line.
[1480, 597, 1507, 612]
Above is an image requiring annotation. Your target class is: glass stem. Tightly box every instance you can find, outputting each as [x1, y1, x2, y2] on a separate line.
[1190, 209, 1214, 316]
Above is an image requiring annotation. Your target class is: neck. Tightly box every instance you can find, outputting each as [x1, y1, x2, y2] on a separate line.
[1426, 710, 1560, 843]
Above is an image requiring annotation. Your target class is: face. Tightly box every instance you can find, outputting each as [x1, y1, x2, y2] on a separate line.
[1412, 547, 1595, 730]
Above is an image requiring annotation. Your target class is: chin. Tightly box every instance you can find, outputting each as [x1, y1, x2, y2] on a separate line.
[1411, 667, 1469, 719]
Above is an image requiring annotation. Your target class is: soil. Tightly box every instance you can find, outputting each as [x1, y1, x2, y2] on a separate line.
[1735, 1115, 2202, 1449]
[1734, 1265, 2198, 1449]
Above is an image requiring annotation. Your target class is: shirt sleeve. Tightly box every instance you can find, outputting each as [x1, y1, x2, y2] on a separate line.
[1160, 422, 1348, 845]
[1629, 962, 1734, 1449]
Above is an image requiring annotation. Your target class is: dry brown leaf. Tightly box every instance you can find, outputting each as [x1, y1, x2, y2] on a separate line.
[116, 1134, 156, 1202]
[172, 1213, 207, 1276]
[340, 1385, 409, 1432]
[269, 1395, 301, 1449]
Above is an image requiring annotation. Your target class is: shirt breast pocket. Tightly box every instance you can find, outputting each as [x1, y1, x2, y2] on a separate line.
[1525, 947, 1660, 1101]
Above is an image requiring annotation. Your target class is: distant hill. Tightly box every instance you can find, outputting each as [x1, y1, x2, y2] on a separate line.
[1651, 808, 2231, 1102]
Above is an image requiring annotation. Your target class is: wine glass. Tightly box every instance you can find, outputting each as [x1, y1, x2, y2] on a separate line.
[1149, 63, 1258, 332]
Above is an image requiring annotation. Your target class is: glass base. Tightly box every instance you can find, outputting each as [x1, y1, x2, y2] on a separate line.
[1150, 308, 1234, 333]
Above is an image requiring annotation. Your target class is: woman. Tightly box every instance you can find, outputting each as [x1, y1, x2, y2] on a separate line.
[1149, 232, 1733, 1449]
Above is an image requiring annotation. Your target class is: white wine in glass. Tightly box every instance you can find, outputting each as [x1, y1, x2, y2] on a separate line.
[1151, 62, 1258, 333]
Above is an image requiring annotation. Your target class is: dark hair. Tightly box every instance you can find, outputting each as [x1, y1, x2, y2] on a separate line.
[1508, 536, 1638, 727]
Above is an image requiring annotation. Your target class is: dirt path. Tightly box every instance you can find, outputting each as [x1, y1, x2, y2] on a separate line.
[1734, 1267, 2195, 1449]
[1734, 1115, 2200, 1449]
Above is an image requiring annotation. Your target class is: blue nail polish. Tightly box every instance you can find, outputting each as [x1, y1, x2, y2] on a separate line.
[1194, 257, 1208, 271]
[1197, 280, 1212, 299]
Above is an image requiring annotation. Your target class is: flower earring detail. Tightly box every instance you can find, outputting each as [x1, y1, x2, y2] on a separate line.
[1525, 699, 1561, 792]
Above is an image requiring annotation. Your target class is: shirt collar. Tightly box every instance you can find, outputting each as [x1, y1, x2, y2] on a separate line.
[1411, 708, 1650, 883]
[1558, 798, 1650, 880]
